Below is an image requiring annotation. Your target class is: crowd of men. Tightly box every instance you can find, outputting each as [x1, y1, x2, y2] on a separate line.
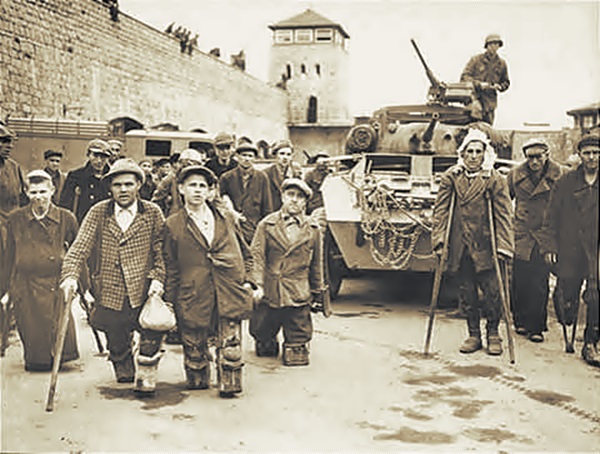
[0, 125, 327, 398]
[0, 116, 598, 402]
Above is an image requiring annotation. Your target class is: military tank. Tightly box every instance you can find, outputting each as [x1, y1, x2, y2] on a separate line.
[319, 40, 514, 299]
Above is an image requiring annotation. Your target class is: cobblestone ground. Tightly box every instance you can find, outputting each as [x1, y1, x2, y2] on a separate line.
[1, 272, 599, 451]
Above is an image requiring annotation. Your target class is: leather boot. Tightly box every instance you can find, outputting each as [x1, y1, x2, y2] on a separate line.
[255, 339, 279, 357]
[134, 350, 164, 396]
[282, 343, 309, 366]
[486, 335, 503, 356]
[582, 343, 600, 368]
[459, 336, 482, 354]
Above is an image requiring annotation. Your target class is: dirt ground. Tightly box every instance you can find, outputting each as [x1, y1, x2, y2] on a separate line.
[1, 272, 599, 452]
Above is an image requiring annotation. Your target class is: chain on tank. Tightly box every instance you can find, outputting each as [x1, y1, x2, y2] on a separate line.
[359, 184, 430, 269]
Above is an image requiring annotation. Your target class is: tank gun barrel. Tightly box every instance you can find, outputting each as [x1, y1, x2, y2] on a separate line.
[421, 112, 439, 145]
[410, 39, 441, 88]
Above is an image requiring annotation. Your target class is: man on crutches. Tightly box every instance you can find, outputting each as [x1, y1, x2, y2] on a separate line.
[432, 129, 514, 356]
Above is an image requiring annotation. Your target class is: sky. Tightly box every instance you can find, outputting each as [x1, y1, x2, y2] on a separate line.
[119, 0, 600, 130]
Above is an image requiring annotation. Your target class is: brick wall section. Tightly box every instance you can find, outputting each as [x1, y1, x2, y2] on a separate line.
[0, 0, 289, 141]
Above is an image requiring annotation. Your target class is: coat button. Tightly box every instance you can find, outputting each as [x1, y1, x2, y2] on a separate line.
[90, 183, 94, 189]
[49, 256, 56, 261]
[50, 287, 55, 292]
[90, 194, 95, 200]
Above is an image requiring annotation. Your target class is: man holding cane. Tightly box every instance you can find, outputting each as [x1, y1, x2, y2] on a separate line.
[60, 158, 166, 395]
[432, 129, 513, 356]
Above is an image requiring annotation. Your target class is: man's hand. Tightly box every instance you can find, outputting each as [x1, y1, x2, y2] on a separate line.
[60, 277, 78, 301]
[0, 293, 8, 307]
[544, 252, 558, 267]
[148, 279, 164, 297]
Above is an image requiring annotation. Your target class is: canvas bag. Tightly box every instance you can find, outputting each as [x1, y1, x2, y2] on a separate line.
[138, 294, 176, 332]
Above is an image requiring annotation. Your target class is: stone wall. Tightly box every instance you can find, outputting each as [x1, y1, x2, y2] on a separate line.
[0, 0, 288, 142]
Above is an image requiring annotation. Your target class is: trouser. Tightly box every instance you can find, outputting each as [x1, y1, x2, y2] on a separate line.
[249, 303, 313, 345]
[456, 253, 502, 337]
[512, 246, 549, 334]
[180, 317, 242, 388]
[91, 300, 164, 379]
[560, 277, 599, 345]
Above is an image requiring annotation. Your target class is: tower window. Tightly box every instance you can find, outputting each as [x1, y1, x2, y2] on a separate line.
[307, 96, 318, 123]
[275, 30, 292, 44]
[295, 29, 313, 43]
[301, 64, 306, 74]
[315, 28, 333, 42]
[315, 64, 321, 76]
[286, 64, 292, 79]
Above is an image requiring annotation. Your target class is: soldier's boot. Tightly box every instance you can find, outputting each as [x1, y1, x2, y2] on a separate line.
[134, 350, 164, 396]
[185, 365, 210, 390]
[282, 343, 309, 366]
[582, 343, 600, 368]
[255, 339, 279, 357]
[109, 350, 135, 383]
[459, 335, 483, 354]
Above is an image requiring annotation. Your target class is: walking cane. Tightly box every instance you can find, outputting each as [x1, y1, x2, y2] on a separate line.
[486, 193, 516, 364]
[46, 287, 75, 412]
[424, 192, 455, 355]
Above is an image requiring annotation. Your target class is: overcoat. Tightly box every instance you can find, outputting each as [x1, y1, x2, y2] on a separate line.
[219, 166, 273, 244]
[44, 167, 66, 205]
[433, 165, 514, 274]
[263, 162, 302, 211]
[61, 199, 166, 311]
[4, 204, 79, 367]
[163, 205, 252, 329]
[0, 157, 27, 220]
[59, 161, 110, 223]
[540, 165, 599, 281]
[249, 211, 324, 308]
[507, 159, 563, 261]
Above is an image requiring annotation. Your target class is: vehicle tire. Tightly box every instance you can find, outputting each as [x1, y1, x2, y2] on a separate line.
[324, 228, 347, 300]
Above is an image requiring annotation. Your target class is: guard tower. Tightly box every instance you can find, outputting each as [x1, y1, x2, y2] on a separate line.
[268, 9, 350, 126]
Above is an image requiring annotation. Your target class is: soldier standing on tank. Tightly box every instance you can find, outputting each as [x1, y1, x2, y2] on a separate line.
[506, 138, 563, 343]
[460, 34, 510, 125]
[433, 129, 514, 356]
[541, 133, 599, 368]
[59, 139, 111, 223]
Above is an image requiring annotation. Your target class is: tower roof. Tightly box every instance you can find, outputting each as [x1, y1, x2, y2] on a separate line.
[269, 9, 349, 39]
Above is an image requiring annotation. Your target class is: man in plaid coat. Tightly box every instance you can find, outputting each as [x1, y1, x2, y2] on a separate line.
[60, 159, 166, 395]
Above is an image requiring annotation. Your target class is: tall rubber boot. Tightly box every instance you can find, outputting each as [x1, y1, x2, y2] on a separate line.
[282, 343, 309, 366]
[134, 349, 164, 396]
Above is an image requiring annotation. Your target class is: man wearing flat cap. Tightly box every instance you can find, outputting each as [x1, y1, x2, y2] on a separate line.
[541, 133, 599, 367]
[264, 139, 302, 211]
[163, 165, 253, 396]
[43, 149, 65, 204]
[59, 138, 111, 223]
[219, 141, 273, 245]
[460, 34, 510, 125]
[249, 178, 325, 366]
[206, 132, 238, 178]
[507, 138, 563, 343]
[61, 158, 167, 394]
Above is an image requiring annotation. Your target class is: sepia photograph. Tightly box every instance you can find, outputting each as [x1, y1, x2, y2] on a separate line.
[1, 0, 599, 451]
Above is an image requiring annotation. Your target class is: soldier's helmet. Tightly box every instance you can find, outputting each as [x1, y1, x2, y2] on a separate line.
[484, 34, 503, 48]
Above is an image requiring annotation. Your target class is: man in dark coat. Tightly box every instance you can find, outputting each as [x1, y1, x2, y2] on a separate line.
[60, 159, 167, 394]
[541, 133, 599, 367]
[0, 124, 27, 222]
[219, 142, 273, 245]
[43, 149, 66, 205]
[249, 178, 325, 366]
[507, 138, 563, 342]
[263, 140, 302, 211]
[460, 34, 510, 125]
[59, 139, 111, 223]
[433, 129, 513, 356]
[206, 132, 238, 178]
[163, 165, 253, 396]
[2, 170, 79, 371]
[138, 158, 157, 200]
